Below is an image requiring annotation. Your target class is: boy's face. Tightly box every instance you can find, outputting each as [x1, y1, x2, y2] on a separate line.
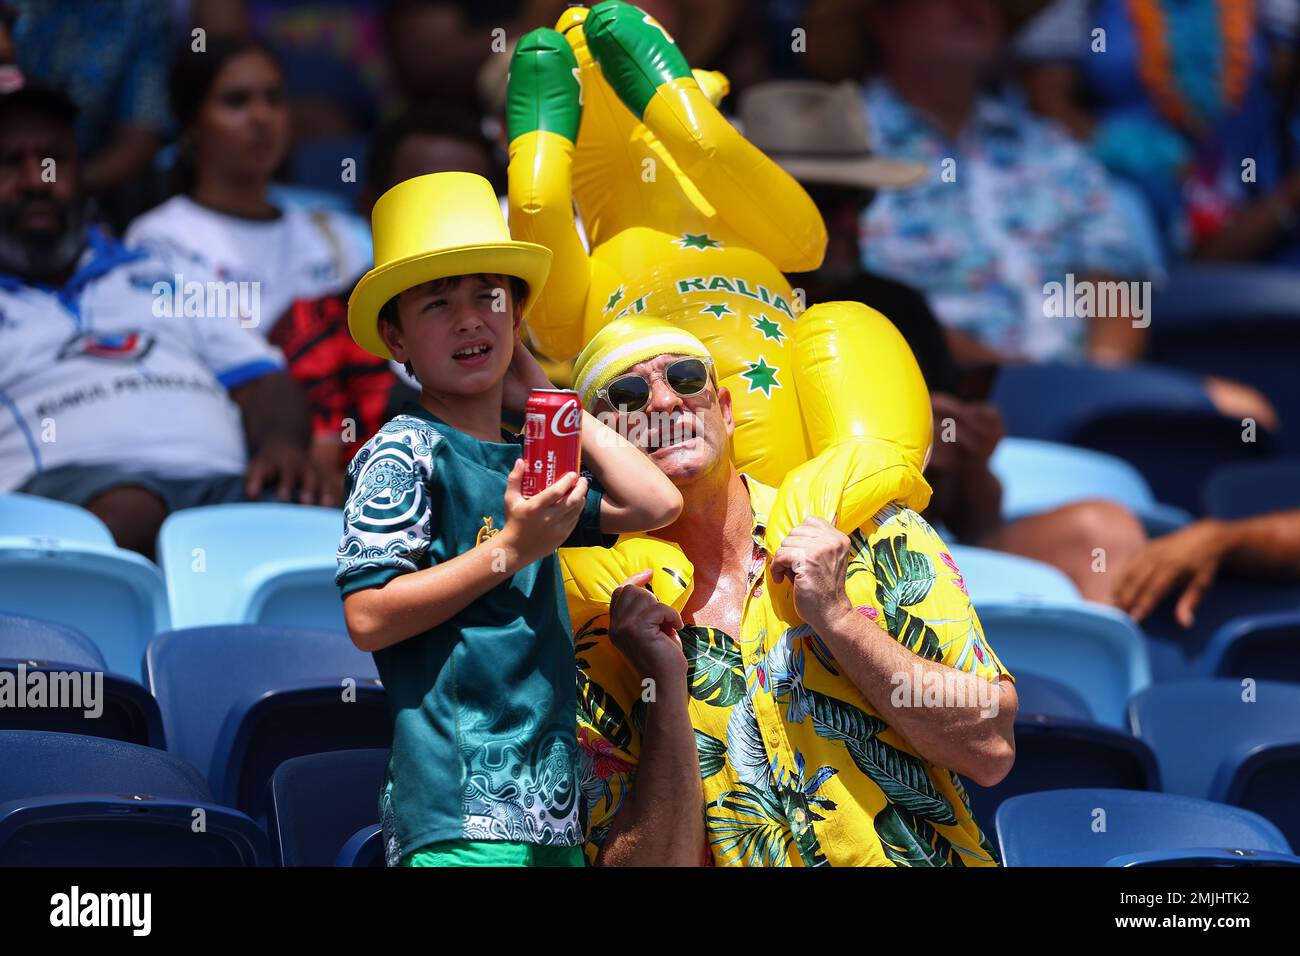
[381, 273, 520, 395]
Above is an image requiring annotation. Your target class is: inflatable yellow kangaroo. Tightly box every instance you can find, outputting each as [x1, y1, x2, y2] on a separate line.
[507, 0, 933, 620]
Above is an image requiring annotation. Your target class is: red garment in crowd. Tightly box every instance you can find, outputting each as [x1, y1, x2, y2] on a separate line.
[270, 294, 396, 468]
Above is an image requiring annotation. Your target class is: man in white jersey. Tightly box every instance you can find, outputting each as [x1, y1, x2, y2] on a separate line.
[0, 79, 328, 557]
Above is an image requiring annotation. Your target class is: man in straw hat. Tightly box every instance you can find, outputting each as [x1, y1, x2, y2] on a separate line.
[564, 315, 1018, 866]
[743, 78, 1151, 606]
[336, 170, 681, 867]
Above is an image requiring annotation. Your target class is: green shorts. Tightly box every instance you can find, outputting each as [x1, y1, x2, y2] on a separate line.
[400, 840, 585, 867]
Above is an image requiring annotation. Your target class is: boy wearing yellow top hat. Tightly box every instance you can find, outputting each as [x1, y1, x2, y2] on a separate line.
[335, 171, 682, 867]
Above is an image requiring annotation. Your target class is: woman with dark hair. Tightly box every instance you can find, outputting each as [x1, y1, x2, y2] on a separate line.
[125, 37, 370, 335]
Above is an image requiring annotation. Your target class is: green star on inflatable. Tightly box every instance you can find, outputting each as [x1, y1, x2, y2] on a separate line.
[677, 232, 722, 250]
[741, 356, 781, 397]
[751, 315, 784, 342]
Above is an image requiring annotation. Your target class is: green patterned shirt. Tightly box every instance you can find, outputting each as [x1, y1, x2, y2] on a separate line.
[336, 403, 610, 863]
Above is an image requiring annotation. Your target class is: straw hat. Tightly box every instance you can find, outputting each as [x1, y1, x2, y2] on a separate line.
[738, 80, 925, 189]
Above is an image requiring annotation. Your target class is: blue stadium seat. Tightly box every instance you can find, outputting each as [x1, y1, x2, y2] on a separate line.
[0, 612, 107, 669]
[156, 504, 345, 632]
[947, 545, 1081, 606]
[1128, 680, 1300, 798]
[0, 493, 115, 546]
[1203, 459, 1300, 519]
[336, 824, 385, 867]
[992, 364, 1217, 443]
[0, 730, 267, 865]
[1149, 264, 1300, 455]
[0, 613, 164, 746]
[975, 603, 1152, 728]
[1210, 739, 1300, 851]
[1151, 264, 1300, 327]
[1140, 575, 1300, 681]
[146, 625, 388, 820]
[0, 537, 169, 679]
[0, 661, 164, 748]
[991, 363, 1267, 515]
[1107, 848, 1300, 867]
[1201, 610, 1300, 683]
[989, 437, 1191, 534]
[1071, 410, 1274, 516]
[1012, 671, 1094, 721]
[996, 789, 1292, 867]
[268, 749, 388, 867]
[965, 716, 1159, 830]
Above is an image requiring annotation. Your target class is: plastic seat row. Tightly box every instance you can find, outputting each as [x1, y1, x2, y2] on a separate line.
[5, 608, 1297, 865]
[0, 498, 346, 678]
[0, 615, 387, 820]
[0, 731, 387, 867]
[967, 676, 1300, 858]
[996, 789, 1297, 867]
[3, 512, 1295, 727]
[991, 364, 1276, 515]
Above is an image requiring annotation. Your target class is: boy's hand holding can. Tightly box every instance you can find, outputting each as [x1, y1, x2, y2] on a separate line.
[499, 460, 588, 568]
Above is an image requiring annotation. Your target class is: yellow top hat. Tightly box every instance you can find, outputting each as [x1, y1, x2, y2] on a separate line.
[347, 171, 553, 359]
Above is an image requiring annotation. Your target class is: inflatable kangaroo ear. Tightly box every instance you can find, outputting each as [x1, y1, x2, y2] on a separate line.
[792, 300, 933, 474]
[762, 439, 932, 625]
[762, 301, 934, 624]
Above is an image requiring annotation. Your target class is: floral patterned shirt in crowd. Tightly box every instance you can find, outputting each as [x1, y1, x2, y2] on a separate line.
[572, 476, 1013, 867]
[861, 80, 1152, 362]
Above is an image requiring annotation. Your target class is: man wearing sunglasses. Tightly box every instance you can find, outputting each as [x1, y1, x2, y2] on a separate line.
[564, 316, 1017, 867]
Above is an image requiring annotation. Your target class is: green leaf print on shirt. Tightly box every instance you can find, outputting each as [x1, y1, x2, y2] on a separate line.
[875, 804, 973, 867]
[680, 625, 746, 707]
[873, 535, 937, 625]
[806, 687, 957, 826]
[696, 728, 727, 779]
[575, 618, 633, 752]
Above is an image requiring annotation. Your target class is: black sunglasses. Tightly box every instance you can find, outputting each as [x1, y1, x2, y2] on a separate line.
[596, 357, 714, 413]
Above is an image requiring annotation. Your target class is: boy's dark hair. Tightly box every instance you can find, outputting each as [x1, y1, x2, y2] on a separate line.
[366, 104, 498, 196]
[378, 273, 528, 380]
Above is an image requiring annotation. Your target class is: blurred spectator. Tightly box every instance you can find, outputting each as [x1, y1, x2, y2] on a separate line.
[384, 0, 562, 110]
[124, 37, 370, 337]
[859, 0, 1156, 367]
[1118, 509, 1300, 627]
[1018, 0, 1300, 263]
[0, 6, 14, 66]
[270, 104, 498, 499]
[9, 0, 170, 222]
[752, 79, 1148, 603]
[193, 0, 394, 116]
[857, 0, 1277, 428]
[0, 78, 326, 557]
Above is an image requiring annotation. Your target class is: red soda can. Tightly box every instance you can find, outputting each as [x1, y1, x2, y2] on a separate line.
[521, 388, 582, 497]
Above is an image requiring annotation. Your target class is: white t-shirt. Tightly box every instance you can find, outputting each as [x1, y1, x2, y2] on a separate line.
[0, 228, 286, 492]
[124, 194, 371, 336]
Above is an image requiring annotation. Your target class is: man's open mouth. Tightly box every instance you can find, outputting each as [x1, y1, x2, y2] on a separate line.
[643, 429, 695, 452]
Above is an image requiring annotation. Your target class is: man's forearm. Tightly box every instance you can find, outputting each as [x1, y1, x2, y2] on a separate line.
[1221, 511, 1300, 577]
[231, 371, 311, 452]
[813, 607, 1016, 787]
[596, 674, 704, 866]
[579, 411, 682, 533]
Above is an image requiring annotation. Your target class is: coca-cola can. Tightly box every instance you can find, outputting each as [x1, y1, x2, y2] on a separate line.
[521, 388, 582, 497]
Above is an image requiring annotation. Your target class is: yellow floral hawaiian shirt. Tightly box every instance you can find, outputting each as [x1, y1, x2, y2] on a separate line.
[569, 476, 1012, 866]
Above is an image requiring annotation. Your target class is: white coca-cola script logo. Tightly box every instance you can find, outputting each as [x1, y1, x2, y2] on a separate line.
[550, 399, 581, 437]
